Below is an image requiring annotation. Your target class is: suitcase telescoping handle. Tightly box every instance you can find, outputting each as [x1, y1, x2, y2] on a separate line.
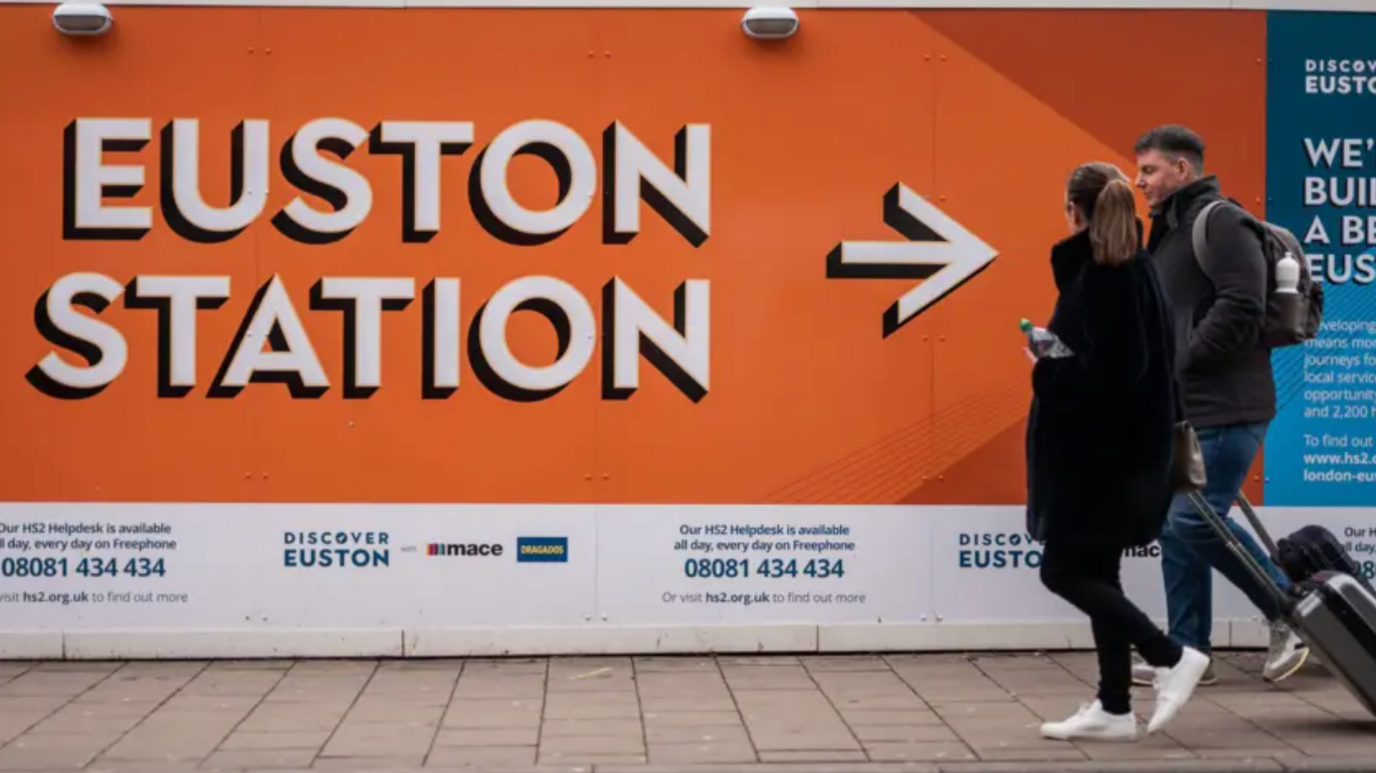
[1234, 492, 1280, 557]
[1184, 490, 1295, 617]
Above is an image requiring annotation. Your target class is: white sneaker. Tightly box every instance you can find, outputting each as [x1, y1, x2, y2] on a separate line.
[1262, 620, 1310, 683]
[1133, 655, 1217, 687]
[1147, 647, 1210, 734]
[1040, 700, 1138, 742]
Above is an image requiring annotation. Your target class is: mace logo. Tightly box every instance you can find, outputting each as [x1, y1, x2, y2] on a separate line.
[426, 542, 504, 558]
[517, 537, 568, 563]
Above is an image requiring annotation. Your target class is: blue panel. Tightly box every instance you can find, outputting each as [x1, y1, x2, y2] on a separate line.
[1264, 10, 1376, 506]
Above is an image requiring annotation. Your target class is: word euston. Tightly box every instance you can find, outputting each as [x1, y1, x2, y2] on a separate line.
[31, 117, 713, 402]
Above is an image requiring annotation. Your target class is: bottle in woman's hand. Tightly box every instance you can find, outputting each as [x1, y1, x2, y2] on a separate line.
[1020, 318, 1075, 359]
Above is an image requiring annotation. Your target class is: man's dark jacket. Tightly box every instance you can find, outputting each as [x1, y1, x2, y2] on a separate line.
[1145, 175, 1276, 428]
[1025, 228, 1176, 548]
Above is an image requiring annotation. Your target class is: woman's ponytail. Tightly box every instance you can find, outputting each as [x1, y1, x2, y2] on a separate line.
[1089, 178, 1138, 267]
[1069, 162, 1139, 267]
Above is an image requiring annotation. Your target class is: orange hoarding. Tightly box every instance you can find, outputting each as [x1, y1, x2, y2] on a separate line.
[0, 6, 1266, 506]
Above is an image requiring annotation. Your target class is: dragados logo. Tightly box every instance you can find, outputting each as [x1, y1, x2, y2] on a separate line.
[516, 537, 568, 563]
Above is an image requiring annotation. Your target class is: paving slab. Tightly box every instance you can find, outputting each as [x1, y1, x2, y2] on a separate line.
[633, 658, 718, 674]
[645, 725, 751, 745]
[318, 721, 438, 758]
[538, 734, 646, 755]
[433, 727, 540, 752]
[641, 711, 743, 728]
[0, 652, 1366, 772]
[757, 749, 873, 762]
[543, 693, 641, 721]
[425, 744, 538, 767]
[216, 730, 331, 751]
[804, 656, 892, 673]
[199, 748, 319, 769]
[236, 701, 353, 733]
[0, 730, 119, 769]
[440, 699, 543, 729]
[542, 718, 642, 737]
[646, 741, 758, 764]
[640, 696, 738, 713]
[26, 701, 159, 735]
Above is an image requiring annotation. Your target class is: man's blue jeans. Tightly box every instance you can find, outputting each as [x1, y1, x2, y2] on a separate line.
[1159, 421, 1290, 654]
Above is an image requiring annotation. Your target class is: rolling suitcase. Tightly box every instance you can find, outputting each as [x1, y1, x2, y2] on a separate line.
[1185, 490, 1376, 717]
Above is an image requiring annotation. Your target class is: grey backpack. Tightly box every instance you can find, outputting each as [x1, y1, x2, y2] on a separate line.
[1191, 198, 1324, 349]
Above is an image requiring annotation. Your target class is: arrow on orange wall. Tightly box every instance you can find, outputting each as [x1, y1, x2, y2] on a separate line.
[827, 183, 999, 338]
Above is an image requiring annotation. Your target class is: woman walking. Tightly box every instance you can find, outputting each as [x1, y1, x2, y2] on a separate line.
[1025, 162, 1209, 742]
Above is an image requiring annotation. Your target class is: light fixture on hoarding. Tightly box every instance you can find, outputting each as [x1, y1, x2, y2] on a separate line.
[741, 7, 798, 40]
[52, 2, 112, 36]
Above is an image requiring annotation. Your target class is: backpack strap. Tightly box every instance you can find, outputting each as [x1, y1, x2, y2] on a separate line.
[1190, 198, 1231, 271]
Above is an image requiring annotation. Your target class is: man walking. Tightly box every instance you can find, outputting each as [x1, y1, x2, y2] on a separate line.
[1131, 124, 1309, 686]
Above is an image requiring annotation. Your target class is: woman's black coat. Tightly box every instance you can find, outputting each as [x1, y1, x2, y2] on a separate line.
[1025, 227, 1179, 548]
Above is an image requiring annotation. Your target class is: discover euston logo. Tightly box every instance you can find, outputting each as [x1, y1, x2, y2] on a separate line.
[956, 532, 1158, 570]
[1306, 59, 1376, 96]
[284, 530, 390, 568]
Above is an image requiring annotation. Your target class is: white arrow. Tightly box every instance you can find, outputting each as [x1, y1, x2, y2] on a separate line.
[827, 183, 999, 338]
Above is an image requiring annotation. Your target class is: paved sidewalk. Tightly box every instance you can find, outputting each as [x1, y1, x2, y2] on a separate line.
[0, 651, 1374, 772]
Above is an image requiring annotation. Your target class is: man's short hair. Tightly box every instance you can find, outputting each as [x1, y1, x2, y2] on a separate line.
[1134, 125, 1205, 172]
